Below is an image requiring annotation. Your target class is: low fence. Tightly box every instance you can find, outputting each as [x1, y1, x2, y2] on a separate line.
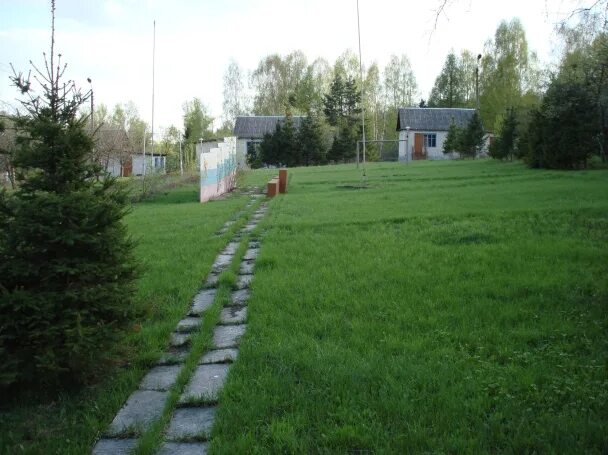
[200, 137, 238, 203]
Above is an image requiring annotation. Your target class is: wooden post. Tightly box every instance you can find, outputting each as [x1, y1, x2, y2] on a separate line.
[278, 169, 288, 194]
[267, 178, 279, 197]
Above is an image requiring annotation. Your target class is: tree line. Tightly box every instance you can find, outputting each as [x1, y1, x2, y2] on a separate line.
[2, 13, 604, 181]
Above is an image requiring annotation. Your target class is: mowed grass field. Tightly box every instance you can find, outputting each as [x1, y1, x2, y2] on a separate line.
[212, 160, 608, 453]
[0, 184, 255, 454]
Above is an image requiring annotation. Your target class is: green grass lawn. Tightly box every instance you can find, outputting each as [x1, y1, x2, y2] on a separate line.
[212, 160, 608, 453]
[0, 183, 254, 454]
[1, 160, 606, 454]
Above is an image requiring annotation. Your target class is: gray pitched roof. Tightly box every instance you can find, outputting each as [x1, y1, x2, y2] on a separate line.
[396, 108, 477, 131]
[234, 115, 306, 139]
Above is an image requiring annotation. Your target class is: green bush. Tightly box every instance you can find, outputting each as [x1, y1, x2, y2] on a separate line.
[0, 45, 137, 389]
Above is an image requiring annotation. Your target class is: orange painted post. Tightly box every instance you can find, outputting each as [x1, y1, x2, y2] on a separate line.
[278, 169, 288, 193]
[267, 178, 279, 197]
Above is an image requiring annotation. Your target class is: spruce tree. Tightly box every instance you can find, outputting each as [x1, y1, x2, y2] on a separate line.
[443, 119, 462, 154]
[460, 111, 485, 158]
[0, 2, 137, 389]
[298, 113, 326, 166]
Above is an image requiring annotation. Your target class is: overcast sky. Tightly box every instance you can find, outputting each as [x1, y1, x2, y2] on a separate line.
[0, 0, 585, 136]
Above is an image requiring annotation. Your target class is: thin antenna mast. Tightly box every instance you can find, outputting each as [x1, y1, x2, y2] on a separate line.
[151, 19, 156, 169]
[356, 0, 367, 181]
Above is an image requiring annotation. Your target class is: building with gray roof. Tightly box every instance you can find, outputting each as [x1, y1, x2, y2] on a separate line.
[233, 115, 306, 167]
[396, 107, 489, 161]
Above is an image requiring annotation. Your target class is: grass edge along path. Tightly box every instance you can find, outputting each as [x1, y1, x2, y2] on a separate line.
[210, 160, 608, 453]
[92, 195, 268, 454]
[0, 184, 254, 455]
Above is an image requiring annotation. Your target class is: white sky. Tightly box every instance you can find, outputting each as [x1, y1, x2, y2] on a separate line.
[0, 0, 586, 137]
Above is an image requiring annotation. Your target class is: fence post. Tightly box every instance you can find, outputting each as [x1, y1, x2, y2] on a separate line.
[278, 169, 288, 194]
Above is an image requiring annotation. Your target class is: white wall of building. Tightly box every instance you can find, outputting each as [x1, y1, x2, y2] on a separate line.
[398, 130, 459, 160]
[132, 155, 166, 176]
[104, 157, 122, 177]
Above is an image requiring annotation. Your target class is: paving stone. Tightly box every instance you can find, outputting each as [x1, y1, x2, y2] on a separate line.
[242, 223, 257, 232]
[165, 407, 216, 441]
[230, 289, 250, 306]
[239, 261, 255, 275]
[243, 248, 259, 261]
[213, 324, 247, 349]
[220, 306, 248, 325]
[139, 365, 182, 391]
[157, 442, 209, 455]
[92, 438, 138, 455]
[212, 254, 233, 272]
[190, 289, 216, 315]
[157, 347, 190, 365]
[248, 240, 261, 249]
[107, 391, 168, 436]
[216, 228, 227, 235]
[236, 274, 253, 289]
[204, 273, 219, 288]
[199, 348, 239, 364]
[170, 332, 191, 347]
[176, 317, 202, 333]
[180, 364, 231, 403]
[222, 241, 240, 256]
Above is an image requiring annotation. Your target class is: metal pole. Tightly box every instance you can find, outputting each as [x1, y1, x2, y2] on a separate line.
[179, 139, 184, 176]
[88, 78, 94, 131]
[151, 20, 156, 171]
[142, 131, 146, 192]
[356, 0, 367, 177]
[356, 141, 360, 168]
[476, 54, 481, 111]
[405, 127, 410, 165]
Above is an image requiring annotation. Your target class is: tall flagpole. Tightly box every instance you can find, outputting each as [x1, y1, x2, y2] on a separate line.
[356, 0, 367, 181]
[151, 19, 156, 170]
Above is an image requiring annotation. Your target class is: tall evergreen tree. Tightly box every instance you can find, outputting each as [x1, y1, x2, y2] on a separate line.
[443, 119, 462, 154]
[323, 74, 361, 162]
[297, 113, 326, 166]
[429, 52, 463, 107]
[522, 78, 596, 169]
[460, 112, 485, 157]
[0, 2, 137, 389]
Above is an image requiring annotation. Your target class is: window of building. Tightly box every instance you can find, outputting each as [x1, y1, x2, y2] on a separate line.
[423, 134, 437, 148]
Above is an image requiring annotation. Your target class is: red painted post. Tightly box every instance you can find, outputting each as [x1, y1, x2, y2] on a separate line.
[278, 169, 288, 193]
[267, 178, 279, 197]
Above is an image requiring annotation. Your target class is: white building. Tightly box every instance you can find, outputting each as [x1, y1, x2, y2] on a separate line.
[397, 107, 488, 161]
[131, 153, 166, 176]
[233, 115, 306, 167]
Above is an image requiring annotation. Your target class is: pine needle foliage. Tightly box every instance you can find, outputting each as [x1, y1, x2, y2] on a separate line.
[0, 1, 137, 390]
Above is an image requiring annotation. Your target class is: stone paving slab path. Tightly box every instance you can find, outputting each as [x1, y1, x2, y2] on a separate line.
[107, 390, 169, 436]
[91, 438, 138, 455]
[139, 365, 182, 391]
[176, 317, 202, 333]
[236, 274, 253, 289]
[166, 407, 216, 440]
[230, 289, 250, 306]
[190, 289, 216, 315]
[199, 348, 239, 365]
[239, 261, 255, 274]
[180, 364, 231, 404]
[157, 442, 209, 455]
[212, 324, 247, 349]
[170, 332, 191, 347]
[243, 248, 259, 261]
[220, 306, 247, 325]
[93, 198, 268, 454]
[157, 347, 190, 365]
